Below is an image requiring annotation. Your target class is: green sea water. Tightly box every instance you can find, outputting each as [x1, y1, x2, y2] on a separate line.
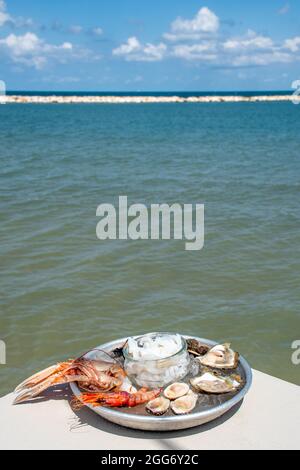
[0, 102, 299, 397]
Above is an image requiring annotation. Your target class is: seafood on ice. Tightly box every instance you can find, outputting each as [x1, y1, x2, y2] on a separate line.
[13, 335, 244, 418]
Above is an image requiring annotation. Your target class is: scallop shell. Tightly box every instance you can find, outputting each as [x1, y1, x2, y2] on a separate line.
[170, 390, 198, 415]
[198, 343, 239, 369]
[146, 396, 170, 416]
[190, 372, 241, 394]
[164, 382, 190, 400]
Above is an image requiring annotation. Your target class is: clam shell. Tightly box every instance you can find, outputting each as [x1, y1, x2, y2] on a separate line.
[164, 382, 190, 400]
[170, 391, 198, 415]
[146, 396, 170, 416]
[198, 343, 239, 369]
[190, 372, 240, 394]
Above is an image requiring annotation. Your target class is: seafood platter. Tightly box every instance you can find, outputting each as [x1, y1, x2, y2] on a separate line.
[13, 332, 252, 431]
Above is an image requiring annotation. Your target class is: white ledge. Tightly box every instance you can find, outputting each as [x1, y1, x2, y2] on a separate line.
[3, 95, 300, 104]
[0, 369, 299, 450]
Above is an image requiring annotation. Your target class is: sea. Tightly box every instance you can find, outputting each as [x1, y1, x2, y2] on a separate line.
[0, 92, 299, 397]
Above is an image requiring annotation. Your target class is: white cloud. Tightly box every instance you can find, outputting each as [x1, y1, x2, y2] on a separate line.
[231, 51, 293, 67]
[112, 20, 300, 67]
[0, 0, 11, 26]
[0, 32, 76, 69]
[284, 36, 300, 52]
[113, 36, 167, 61]
[167, 28, 297, 67]
[163, 32, 205, 42]
[223, 30, 273, 51]
[158, 8, 300, 67]
[0, 1, 34, 28]
[164, 12, 275, 67]
[142, 42, 167, 61]
[220, 30, 297, 67]
[172, 43, 217, 61]
[164, 6, 219, 42]
[2, 32, 41, 55]
[171, 7, 219, 34]
[1, 2, 298, 71]
[0, 2, 100, 69]
[114, 36, 140, 55]
[112, 28, 299, 67]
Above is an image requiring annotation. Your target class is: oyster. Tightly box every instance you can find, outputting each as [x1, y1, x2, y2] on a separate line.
[197, 343, 239, 369]
[164, 382, 190, 400]
[186, 339, 210, 357]
[190, 372, 241, 394]
[170, 390, 198, 415]
[146, 396, 170, 416]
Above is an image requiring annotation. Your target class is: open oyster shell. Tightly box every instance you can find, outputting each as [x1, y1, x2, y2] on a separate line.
[146, 396, 170, 416]
[190, 372, 241, 394]
[197, 343, 239, 369]
[164, 382, 190, 400]
[170, 390, 198, 415]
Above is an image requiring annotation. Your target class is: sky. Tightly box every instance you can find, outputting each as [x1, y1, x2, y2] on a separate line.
[0, 0, 300, 91]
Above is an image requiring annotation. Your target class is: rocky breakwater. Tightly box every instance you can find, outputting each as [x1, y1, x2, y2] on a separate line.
[4, 94, 300, 104]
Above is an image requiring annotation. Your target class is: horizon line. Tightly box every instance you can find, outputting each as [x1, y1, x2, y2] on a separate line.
[6, 89, 292, 94]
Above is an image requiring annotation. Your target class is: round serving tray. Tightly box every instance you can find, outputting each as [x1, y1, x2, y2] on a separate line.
[70, 335, 252, 431]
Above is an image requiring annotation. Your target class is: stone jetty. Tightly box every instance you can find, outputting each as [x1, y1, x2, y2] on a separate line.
[4, 94, 300, 104]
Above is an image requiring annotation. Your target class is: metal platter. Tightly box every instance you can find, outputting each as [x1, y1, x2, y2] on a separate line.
[70, 335, 252, 431]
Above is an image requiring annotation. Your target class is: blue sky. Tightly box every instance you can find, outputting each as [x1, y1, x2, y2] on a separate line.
[0, 0, 299, 91]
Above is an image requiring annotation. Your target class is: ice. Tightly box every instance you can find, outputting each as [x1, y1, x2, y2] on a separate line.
[124, 333, 190, 388]
[189, 358, 200, 377]
[126, 333, 182, 361]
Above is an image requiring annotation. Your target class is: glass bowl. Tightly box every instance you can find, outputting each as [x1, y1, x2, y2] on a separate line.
[123, 332, 190, 388]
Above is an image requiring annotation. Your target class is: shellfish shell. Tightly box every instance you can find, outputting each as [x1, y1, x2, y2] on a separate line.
[146, 396, 170, 416]
[170, 390, 198, 415]
[186, 339, 210, 356]
[164, 382, 190, 400]
[198, 343, 239, 369]
[190, 372, 241, 394]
